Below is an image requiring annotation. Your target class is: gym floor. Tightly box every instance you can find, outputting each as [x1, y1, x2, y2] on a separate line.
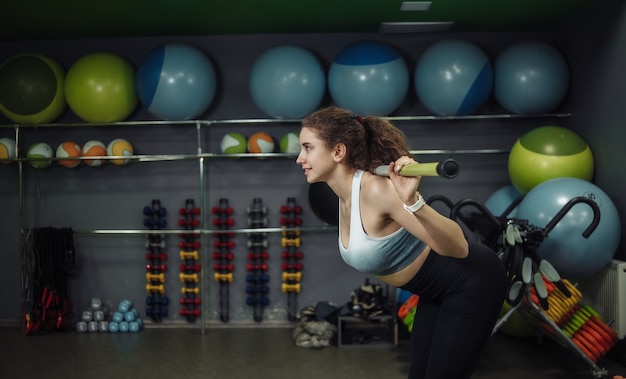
[1, 325, 625, 378]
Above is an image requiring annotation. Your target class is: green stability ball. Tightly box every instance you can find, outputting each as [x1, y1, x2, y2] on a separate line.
[508, 126, 594, 194]
[27, 142, 54, 169]
[0, 53, 66, 124]
[280, 132, 300, 154]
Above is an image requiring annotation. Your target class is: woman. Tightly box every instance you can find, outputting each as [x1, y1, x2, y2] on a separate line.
[296, 106, 507, 379]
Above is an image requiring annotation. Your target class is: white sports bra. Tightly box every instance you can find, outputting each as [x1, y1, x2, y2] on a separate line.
[338, 170, 426, 275]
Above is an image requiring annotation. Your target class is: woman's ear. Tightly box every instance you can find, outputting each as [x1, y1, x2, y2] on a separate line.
[333, 143, 347, 162]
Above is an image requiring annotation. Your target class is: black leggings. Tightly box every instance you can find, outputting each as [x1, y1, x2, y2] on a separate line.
[400, 242, 507, 379]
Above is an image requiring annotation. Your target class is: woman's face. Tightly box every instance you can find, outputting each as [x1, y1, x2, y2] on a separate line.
[295, 127, 336, 183]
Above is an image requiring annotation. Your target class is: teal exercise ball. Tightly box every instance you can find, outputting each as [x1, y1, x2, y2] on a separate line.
[249, 45, 325, 119]
[65, 52, 137, 123]
[328, 40, 408, 116]
[0, 53, 66, 124]
[495, 41, 569, 114]
[516, 178, 621, 280]
[485, 185, 523, 218]
[415, 39, 493, 116]
[136, 43, 217, 120]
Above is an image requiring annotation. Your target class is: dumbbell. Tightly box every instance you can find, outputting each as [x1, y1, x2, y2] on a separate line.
[146, 295, 170, 306]
[280, 217, 302, 226]
[180, 298, 201, 305]
[246, 273, 270, 283]
[281, 228, 301, 237]
[214, 272, 234, 283]
[181, 287, 200, 294]
[146, 239, 167, 248]
[146, 263, 167, 272]
[281, 251, 303, 260]
[280, 205, 302, 214]
[212, 218, 234, 226]
[282, 263, 303, 271]
[178, 219, 200, 227]
[180, 263, 201, 272]
[179, 241, 200, 249]
[213, 240, 235, 249]
[146, 272, 166, 282]
[180, 309, 201, 317]
[179, 207, 200, 215]
[282, 283, 301, 293]
[146, 252, 167, 261]
[211, 206, 233, 215]
[247, 263, 268, 272]
[212, 252, 234, 261]
[213, 263, 234, 272]
[146, 284, 165, 293]
[180, 250, 199, 260]
[247, 240, 268, 248]
[247, 252, 269, 260]
[179, 273, 199, 283]
[247, 217, 268, 226]
[246, 296, 270, 306]
[143, 206, 167, 217]
[145, 307, 168, 317]
[246, 285, 269, 294]
[144, 218, 167, 228]
[281, 238, 301, 247]
[282, 272, 302, 282]
[246, 204, 268, 214]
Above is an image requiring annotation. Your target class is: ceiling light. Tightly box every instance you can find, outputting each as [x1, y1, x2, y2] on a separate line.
[379, 21, 454, 33]
[400, 2, 432, 11]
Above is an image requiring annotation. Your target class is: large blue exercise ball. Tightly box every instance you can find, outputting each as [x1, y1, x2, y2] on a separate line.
[516, 178, 621, 280]
[249, 45, 325, 119]
[494, 41, 569, 114]
[136, 43, 217, 120]
[328, 40, 408, 116]
[415, 40, 493, 116]
[485, 185, 523, 218]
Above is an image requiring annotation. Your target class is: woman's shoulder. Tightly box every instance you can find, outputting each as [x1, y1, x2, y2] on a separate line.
[360, 171, 395, 199]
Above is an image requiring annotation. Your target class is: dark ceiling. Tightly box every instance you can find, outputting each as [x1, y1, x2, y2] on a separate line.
[2, 0, 594, 42]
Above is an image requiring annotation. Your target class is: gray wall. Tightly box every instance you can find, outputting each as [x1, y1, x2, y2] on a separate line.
[1, 1, 624, 325]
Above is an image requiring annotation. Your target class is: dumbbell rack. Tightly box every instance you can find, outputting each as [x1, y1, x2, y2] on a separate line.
[143, 199, 169, 322]
[246, 198, 270, 322]
[178, 199, 201, 322]
[280, 197, 303, 322]
[211, 198, 234, 322]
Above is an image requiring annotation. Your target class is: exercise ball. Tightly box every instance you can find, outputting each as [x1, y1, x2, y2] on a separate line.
[308, 182, 338, 226]
[136, 43, 217, 120]
[107, 138, 133, 165]
[415, 39, 493, 116]
[247, 132, 274, 153]
[81, 140, 107, 166]
[0, 53, 66, 124]
[516, 177, 621, 280]
[65, 53, 137, 123]
[508, 126, 594, 194]
[328, 40, 408, 116]
[0, 137, 16, 164]
[485, 185, 523, 218]
[249, 45, 325, 119]
[494, 41, 569, 114]
[280, 132, 300, 154]
[56, 141, 81, 168]
[220, 132, 247, 154]
[27, 142, 53, 169]
[498, 302, 534, 338]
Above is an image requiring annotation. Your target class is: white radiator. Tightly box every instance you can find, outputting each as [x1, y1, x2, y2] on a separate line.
[578, 259, 626, 339]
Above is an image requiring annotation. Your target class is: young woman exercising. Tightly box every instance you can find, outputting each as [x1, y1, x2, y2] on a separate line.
[296, 106, 507, 379]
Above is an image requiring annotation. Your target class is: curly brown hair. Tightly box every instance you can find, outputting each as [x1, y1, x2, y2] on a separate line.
[302, 106, 411, 172]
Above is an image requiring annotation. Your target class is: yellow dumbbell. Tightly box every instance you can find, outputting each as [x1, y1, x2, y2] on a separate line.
[281, 283, 301, 293]
[146, 272, 166, 282]
[181, 287, 200, 294]
[179, 273, 199, 283]
[214, 272, 234, 283]
[180, 250, 199, 260]
[146, 284, 165, 294]
[282, 272, 302, 282]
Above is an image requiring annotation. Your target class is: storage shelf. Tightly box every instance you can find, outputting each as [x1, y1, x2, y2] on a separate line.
[71, 226, 337, 235]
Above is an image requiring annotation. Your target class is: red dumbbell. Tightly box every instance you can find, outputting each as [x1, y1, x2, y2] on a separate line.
[180, 298, 201, 305]
[179, 263, 201, 272]
[247, 263, 268, 272]
[213, 263, 235, 272]
[179, 241, 200, 249]
[212, 252, 234, 261]
[180, 309, 201, 317]
[146, 252, 167, 261]
[213, 240, 235, 249]
[248, 252, 269, 260]
[281, 251, 303, 260]
[146, 263, 167, 272]
[280, 217, 302, 226]
[280, 205, 302, 214]
[282, 262, 303, 271]
[212, 218, 234, 227]
[179, 207, 201, 215]
[211, 206, 233, 215]
[179, 219, 200, 227]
